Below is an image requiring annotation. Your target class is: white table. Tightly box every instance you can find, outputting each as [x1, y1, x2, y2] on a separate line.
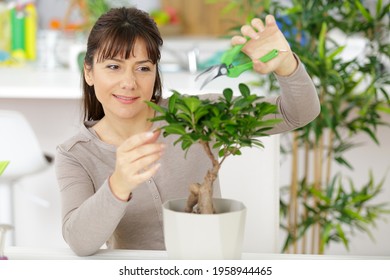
[5, 246, 390, 260]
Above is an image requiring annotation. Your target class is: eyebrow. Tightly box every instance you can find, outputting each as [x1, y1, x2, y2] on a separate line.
[107, 58, 154, 64]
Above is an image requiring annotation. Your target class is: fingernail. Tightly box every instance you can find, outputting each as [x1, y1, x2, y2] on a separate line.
[239, 37, 247, 44]
[145, 132, 154, 139]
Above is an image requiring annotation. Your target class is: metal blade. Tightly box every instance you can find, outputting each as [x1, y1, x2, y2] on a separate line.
[195, 65, 219, 82]
[196, 65, 228, 90]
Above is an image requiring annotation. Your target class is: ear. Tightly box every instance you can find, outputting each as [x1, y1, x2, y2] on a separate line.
[84, 64, 94, 86]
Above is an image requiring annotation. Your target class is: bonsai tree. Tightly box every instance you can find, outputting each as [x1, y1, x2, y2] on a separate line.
[147, 83, 281, 214]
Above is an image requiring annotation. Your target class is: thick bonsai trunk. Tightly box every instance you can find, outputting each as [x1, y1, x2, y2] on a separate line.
[185, 141, 221, 214]
[185, 166, 219, 214]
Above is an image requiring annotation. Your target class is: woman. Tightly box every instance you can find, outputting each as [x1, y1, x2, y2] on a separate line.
[55, 7, 320, 256]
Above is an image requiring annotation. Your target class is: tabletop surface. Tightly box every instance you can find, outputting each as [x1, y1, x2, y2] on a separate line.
[5, 246, 390, 260]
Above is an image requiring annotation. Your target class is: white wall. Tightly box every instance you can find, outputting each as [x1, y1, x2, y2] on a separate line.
[220, 135, 280, 253]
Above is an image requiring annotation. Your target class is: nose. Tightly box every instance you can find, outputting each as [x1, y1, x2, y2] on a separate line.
[120, 71, 136, 90]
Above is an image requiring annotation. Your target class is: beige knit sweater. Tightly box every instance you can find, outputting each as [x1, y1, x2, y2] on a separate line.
[55, 60, 320, 256]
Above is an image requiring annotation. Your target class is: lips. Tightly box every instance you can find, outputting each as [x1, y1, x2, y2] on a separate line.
[113, 94, 140, 104]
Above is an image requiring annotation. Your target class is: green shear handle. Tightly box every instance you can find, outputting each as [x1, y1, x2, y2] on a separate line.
[221, 44, 281, 78]
[196, 43, 287, 89]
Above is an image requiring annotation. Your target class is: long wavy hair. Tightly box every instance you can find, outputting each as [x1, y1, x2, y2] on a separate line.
[82, 7, 163, 121]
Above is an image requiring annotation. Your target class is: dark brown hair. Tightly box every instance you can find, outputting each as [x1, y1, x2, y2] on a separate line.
[82, 7, 163, 121]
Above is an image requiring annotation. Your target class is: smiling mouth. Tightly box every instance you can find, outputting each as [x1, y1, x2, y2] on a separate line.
[113, 94, 139, 103]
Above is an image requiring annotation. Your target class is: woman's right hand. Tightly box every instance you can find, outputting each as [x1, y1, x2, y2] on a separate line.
[109, 130, 164, 201]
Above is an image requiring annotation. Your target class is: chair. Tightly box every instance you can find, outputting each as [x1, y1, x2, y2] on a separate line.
[0, 110, 53, 244]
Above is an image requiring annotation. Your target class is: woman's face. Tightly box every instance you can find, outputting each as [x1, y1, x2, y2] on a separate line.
[84, 39, 157, 121]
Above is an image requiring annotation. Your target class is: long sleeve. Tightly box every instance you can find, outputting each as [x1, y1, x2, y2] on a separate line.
[264, 56, 320, 134]
[55, 123, 199, 255]
[55, 140, 128, 256]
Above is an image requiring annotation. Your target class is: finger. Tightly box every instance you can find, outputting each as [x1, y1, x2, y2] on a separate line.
[144, 129, 161, 144]
[231, 35, 247, 45]
[251, 18, 265, 32]
[252, 60, 271, 75]
[265, 14, 277, 27]
[240, 25, 259, 40]
[124, 142, 165, 164]
[134, 162, 161, 185]
[119, 131, 157, 153]
[133, 152, 163, 175]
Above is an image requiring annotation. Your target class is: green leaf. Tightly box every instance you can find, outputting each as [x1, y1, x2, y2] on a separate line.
[328, 45, 346, 61]
[175, 103, 192, 116]
[223, 88, 233, 103]
[321, 222, 333, 246]
[145, 101, 166, 114]
[375, 0, 383, 18]
[318, 22, 327, 60]
[148, 115, 167, 122]
[168, 92, 179, 113]
[194, 106, 210, 123]
[343, 209, 368, 223]
[177, 113, 192, 124]
[183, 96, 201, 113]
[354, 0, 373, 22]
[335, 156, 353, 170]
[164, 124, 186, 135]
[361, 127, 379, 145]
[310, 188, 331, 204]
[239, 83, 250, 97]
[255, 119, 283, 128]
[335, 224, 349, 250]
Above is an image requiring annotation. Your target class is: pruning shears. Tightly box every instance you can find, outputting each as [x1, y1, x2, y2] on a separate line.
[196, 44, 288, 89]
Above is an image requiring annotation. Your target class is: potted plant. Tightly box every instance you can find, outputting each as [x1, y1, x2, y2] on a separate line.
[147, 83, 281, 259]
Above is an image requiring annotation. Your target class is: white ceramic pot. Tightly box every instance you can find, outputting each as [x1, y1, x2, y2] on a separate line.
[162, 198, 246, 259]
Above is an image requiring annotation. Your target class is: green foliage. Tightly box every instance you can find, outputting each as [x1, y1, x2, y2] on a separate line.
[147, 83, 281, 160]
[213, 0, 390, 253]
[263, 1, 390, 146]
[271, 0, 390, 253]
[86, 0, 111, 28]
[280, 172, 390, 253]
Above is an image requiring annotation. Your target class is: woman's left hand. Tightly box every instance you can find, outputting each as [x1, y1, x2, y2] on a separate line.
[231, 15, 298, 76]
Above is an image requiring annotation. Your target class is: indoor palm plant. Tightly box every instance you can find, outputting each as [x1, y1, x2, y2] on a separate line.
[213, 0, 390, 254]
[147, 84, 281, 258]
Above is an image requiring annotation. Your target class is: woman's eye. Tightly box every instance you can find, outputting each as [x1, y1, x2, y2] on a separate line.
[107, 64, 119, 70]
[138, 66, 151, 72]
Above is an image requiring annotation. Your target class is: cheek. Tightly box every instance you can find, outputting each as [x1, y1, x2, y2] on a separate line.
[93, 77, 116, 101]
[141, 75, 157, 97]
[96, 72, 117, 88]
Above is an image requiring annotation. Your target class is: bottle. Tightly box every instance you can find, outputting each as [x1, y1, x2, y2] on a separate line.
[10, 3, 26, 60]
[0, 3, 11, 61]
[24, 2, 37, 60]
